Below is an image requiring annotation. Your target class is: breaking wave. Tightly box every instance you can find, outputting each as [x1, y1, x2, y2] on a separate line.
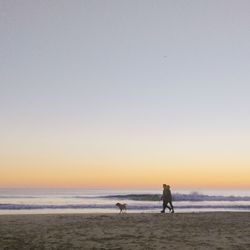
[100, 193, 250, 202]
[1, 192, 250, 212]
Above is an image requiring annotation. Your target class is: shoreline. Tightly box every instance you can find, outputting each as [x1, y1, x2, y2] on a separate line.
[0, 212, 250, 249]
[1, 210, 250, 216]
[1, 209, 250, 216]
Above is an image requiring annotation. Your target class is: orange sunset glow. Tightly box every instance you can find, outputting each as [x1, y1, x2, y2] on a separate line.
[1, 0, 250, 190]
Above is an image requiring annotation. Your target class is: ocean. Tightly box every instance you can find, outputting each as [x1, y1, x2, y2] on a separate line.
[0, 188, 250, 214]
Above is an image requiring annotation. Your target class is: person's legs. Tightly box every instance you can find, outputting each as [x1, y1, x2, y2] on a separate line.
[165, 203, 171, 212]
[161, 201, 171, 213]
[161, 208, 165, 213]
[161, 201, 174, 213]
[161, 202, 166, 213]
[169, 201, 174, 213]
[161, 201, 170, 213]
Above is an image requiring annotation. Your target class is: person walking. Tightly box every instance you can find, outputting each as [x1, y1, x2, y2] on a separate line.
[161, 184, 174, 213]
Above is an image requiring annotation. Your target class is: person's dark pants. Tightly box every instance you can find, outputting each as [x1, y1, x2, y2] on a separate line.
[163, 200, 174, 212]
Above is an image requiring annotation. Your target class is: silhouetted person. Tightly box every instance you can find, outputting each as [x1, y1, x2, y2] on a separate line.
[161, 184, 174, 213]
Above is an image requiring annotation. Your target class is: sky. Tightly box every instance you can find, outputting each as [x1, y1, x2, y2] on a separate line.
[0, 0, 250, 189]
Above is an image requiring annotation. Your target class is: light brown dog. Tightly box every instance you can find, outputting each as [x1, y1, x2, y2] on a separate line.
[115, 203, 127, 213]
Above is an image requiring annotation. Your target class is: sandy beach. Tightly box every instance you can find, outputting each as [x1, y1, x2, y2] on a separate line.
[0, 212, 249, 249]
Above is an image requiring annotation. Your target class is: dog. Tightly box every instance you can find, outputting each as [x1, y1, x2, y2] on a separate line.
[115, 202, 127, 213]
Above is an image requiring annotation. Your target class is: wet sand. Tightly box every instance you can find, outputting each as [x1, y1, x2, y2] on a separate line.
[0, 212, 250, 249]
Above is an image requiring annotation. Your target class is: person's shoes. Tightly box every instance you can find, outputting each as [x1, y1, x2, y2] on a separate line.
[171, 210, 175, 213]
[161, 210, 165, 213]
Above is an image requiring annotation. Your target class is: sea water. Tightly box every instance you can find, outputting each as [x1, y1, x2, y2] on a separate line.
[0, 188, 250, 214]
